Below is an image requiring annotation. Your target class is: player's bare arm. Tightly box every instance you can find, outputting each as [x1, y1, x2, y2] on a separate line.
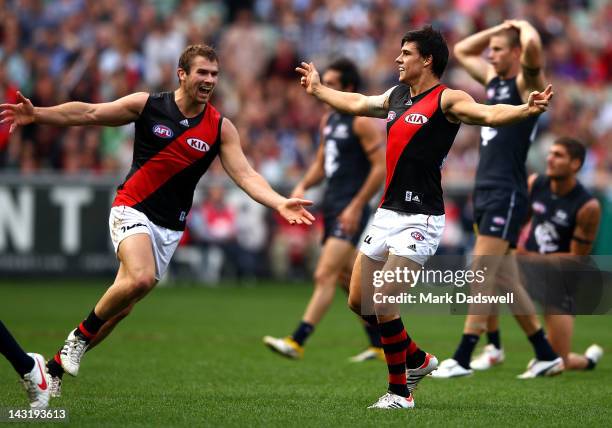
[291, 114, 328, 199]
[505, 20, 546, 97]
[0, 91, 148, 133]
[453, 23, 511, 85]
[441, 85, 552, 126]
[337, 117, 385, 235]
[571, 199, 601, 255]
[296, 62, 390, 118]
[219, 118, 315, 225]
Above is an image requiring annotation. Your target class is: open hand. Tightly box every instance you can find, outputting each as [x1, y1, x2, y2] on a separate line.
[0, 91, 35, 133]
[296, 62, 321, 95]
[278, 198, 315, 226]
[527, 84, 553, 115]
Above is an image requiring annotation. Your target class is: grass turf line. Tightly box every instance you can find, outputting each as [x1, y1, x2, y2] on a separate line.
[0, 281, 610, 427]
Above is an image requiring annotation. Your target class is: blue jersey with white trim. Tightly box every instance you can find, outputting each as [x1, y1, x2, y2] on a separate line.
[475, 77, 538, 195]
[321, 112, 370, 213]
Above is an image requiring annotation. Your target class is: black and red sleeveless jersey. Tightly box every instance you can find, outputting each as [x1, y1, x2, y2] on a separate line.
[113, 92, 223, 231]
[380, 84, 460, 215]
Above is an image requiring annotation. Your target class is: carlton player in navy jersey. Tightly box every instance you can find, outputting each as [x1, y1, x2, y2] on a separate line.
[0, 45, 315, 395]
[297, 25, 553, 409]
[518, 138, 603, 371]
[434, 20, 564, 379]
[263, 59, 386, 362]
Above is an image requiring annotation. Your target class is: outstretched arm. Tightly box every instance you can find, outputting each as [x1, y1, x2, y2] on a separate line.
[0, 91, 148, 133]
[453, 23, 510, 85]
[442, 85, 553, 127]
[219, 118, 315, 225]
[296, 62, 392, 118]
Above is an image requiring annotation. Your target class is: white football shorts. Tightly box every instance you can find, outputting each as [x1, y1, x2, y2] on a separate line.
[109, 206, 183, 280]
[359, 207, 445, 266]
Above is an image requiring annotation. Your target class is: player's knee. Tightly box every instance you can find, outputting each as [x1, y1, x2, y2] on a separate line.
[347, 294, 361, 314]
[127, 272, 156, 298]
[314, 266, 340, 287]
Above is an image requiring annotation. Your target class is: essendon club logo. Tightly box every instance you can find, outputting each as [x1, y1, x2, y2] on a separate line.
[152, 124, 174, 138]
[404, 113, 428, 125]
[411, 231, 425, 241]
[186, 138, 210, 152]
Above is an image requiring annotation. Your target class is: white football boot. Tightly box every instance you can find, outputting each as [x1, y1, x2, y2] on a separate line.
[430, 358, 473, 378]
[407, 352, 438, 393]
[517, 357, 564, 379]
[368, 392, 415, 409]
[470, 344, 505, 371]
[349, 347, 385, 362]
[262, 336, 303, 359]
[60, 329, 89, 376]
[22, 353, 51, 409]
[584, 344, 603, 367]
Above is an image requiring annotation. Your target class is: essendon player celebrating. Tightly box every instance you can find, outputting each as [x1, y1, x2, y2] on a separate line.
[297, 26, 553, 409]
[0, 45, 314, 393]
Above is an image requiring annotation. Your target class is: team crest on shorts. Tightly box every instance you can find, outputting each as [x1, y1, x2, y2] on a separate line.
[411, 231, 425, 241]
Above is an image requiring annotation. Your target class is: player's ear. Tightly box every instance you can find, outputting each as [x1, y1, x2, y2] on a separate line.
[570, 157, 582, 173]
[177, 68, 186, 84]
[423, 55, 433, 68]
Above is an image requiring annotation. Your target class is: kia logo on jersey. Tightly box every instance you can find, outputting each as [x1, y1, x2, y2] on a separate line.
[152, 124, 174, 138]
[404, 113, 428, 125]
[186, 138, 210, 152]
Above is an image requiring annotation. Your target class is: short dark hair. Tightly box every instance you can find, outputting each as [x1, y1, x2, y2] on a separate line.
[326, 58, 361, 91]
[554, 137, 586, 170]
[178, 44, 218, 74]
[497, 28, 521, 49]
[401, 25, 449, 78]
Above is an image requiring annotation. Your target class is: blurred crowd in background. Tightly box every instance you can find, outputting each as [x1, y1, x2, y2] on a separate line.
[1, 0, 611, 281]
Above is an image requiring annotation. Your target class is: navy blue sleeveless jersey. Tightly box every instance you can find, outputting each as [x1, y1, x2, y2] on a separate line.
[321, 112, 371, 214]
[381, 84, 460, 215]
[113, 92, 223, 231]
[525, 175, 593, 254]
[475, 77, 538, 195]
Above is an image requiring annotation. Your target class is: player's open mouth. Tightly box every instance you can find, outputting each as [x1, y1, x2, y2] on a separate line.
[198, 86, 212, 95]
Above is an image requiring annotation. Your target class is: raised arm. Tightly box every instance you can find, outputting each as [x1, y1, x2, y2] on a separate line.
[219, 118, 315, 225]
[296, 62, 391, 118]
[0, 91, 148, 133]
[453, 23, 509, 85]
[507, 20, 546, 95]
[570, 199, 601, 255]
[337, 116, 386, 235]
[442, 85, 552, 127]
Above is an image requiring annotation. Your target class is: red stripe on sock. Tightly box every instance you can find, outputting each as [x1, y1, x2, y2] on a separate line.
[385, 351, 407, 365]
[54, 353, 61, 364]
[389, 373, 407, 385]
[381, 330, 407, 345]
[406, 341, 418, 355]
[78, 323, 95, 339]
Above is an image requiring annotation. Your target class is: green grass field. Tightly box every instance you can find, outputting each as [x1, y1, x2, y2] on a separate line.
[1, 281, 610, 427]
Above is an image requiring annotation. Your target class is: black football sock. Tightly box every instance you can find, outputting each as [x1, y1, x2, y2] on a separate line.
[75, 310, 106, 343]
[291, 321, 314, 346]
[528, 329, 558, 361]
[0, 321, 35, 377]
[379, 318, 409, 398]
[405, 337, 426, 369]
[452, 334, 480, 369]
[585, 358, 596, 370]
[487, 330, 501, 349]
[47, 352, 65, 378]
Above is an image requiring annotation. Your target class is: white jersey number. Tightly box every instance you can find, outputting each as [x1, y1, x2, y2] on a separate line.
[324, 139, 340, 177]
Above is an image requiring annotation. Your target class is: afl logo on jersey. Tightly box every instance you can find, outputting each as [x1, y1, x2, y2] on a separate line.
[405, 113, 428, 125]
[386, 111, 396, 122]
[532, 201, 546, 214]
[152, 124, 174, 138]
[186, 138, 210, 152]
